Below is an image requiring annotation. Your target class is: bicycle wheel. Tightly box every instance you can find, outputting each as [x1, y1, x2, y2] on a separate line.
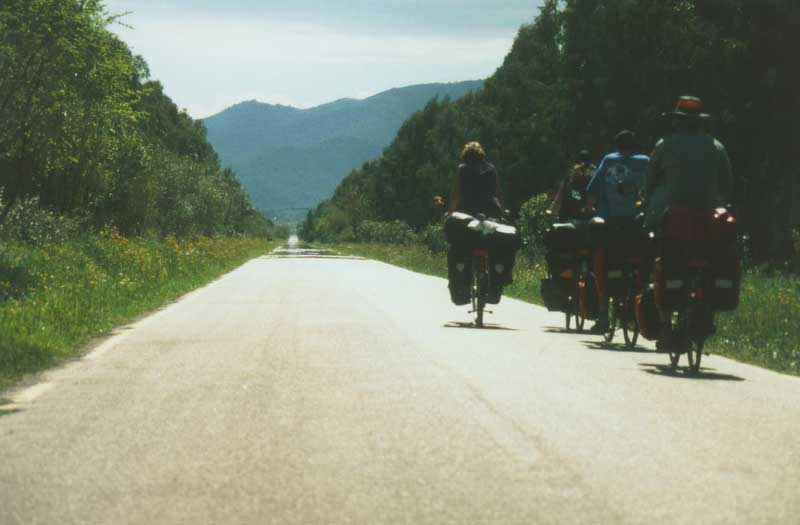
[574, 282, 585, 332]
[668, 351, 681, 370]
[603, 300, 616, 343]
[686, 337, 704, 374]
[472, 263, 486, 328]
[621, 294, 639, 348]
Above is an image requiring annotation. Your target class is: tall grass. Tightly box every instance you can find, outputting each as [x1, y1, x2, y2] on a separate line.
[713, 269, 800, 374]
[334, 243, 799, 377]
[0, 231, 276, 391]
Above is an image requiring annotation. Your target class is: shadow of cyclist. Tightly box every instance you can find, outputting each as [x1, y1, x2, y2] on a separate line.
[443, 322, 519, 331]
[581, 340, 652, 354]
[638, 363, 745, 381]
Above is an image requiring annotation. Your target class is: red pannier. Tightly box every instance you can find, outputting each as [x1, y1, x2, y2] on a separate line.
[655, 207, 740, 312]
[602, 221, 649, 299]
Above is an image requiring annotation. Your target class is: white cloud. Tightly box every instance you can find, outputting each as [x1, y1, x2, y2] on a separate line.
[109, 9, 513, 118]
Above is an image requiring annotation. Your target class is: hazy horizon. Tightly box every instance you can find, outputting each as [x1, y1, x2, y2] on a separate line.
[104, 0, 543, 118]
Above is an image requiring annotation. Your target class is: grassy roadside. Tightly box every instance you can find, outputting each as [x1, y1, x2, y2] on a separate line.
[0, 231, 279, 391]
[331, 243, 800, 377]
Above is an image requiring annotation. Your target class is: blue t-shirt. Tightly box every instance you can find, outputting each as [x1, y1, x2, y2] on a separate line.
[587, 153, 649, 219]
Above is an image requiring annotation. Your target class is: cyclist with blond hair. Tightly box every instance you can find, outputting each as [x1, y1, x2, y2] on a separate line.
[449, 141, 502, 217]
[445, 141, 513, 305]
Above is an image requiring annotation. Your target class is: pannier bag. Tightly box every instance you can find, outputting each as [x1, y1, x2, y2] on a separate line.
[578, 273, 599, 320]
[447, 213, 522, 288]
[654, 254, 686, 310]
[546, 251, 574, 279]
[635, 287, 660, 341]
[656, 207, 741, 311]
[709, 255, 741, 311]
[541, 278, 569, 312]
[544, 222, 588, 252]
[604, 265, 628, 299]
[490, 224, 523, 251]
[447, 249, 471, 305]
[445, 212, 480, 246]
[661, 207, 737, 245]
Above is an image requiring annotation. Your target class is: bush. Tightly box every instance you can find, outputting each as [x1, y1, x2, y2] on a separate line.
[420, 222, 447, 253]
[0, 196, 81, 246]
[354, 220, 418, 244]
[517, 193, 551, 258]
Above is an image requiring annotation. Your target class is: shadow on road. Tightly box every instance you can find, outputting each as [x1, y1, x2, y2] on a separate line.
[581, 340, 652, 354]
[542, 326, 587, 335]
[0, 398, 21, 417]
[0, 407, 21, 417]
[443, 322, 519, 331]
[639, 363, 745, 381]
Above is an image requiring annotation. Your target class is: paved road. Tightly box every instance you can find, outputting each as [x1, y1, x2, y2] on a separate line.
[2, 249, 799, 524]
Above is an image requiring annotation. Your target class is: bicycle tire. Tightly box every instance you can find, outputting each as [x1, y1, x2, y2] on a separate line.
[575, 281, 585, 332]
[621, 294, 639, 348]
[604, 300, 617, 343]
[687, 337, 704, 374]
[472, 257, 486, 328]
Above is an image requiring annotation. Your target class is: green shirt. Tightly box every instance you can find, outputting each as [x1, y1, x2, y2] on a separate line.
[644, 132, 733, 227]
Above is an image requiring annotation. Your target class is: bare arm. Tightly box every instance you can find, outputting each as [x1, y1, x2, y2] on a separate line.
[644, 139, 664, 203]
[449, 171, 461, 213]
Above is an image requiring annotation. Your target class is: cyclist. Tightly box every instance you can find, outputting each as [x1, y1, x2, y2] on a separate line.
[549, 150, 596, 221]
[644, 96, 734, 344]
[644, 96, 733, 229]
[447, 141, 508, 304]
[449, 141, 502, 218]
[586, 130, 650, 334]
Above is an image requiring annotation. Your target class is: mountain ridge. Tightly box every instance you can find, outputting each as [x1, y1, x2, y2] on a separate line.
[203, 80, 483, 222]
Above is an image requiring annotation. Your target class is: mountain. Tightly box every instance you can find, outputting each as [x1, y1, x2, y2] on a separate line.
[203, 80, 483, 222]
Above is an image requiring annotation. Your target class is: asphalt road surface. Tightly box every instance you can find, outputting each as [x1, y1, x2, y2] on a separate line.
[2, 248, 799, 524]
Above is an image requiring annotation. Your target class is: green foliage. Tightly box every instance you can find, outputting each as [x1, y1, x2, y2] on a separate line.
[0, 196, 81, 246]
[713, 268, 800, 375]
[516, 193, 551, 259]
[0, 234, 277, 390]
[305, 0, 800, 262]
[419, 222, 447, 254]
[0, 0, 270, 238]
[354, 220, 417, 245]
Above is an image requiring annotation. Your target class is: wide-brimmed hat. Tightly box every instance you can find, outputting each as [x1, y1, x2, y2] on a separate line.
[663, 95, 710, 118]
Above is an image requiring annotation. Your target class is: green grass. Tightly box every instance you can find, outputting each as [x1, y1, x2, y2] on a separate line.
[331, 243, 800, 377]
[0, 232, 278, 391]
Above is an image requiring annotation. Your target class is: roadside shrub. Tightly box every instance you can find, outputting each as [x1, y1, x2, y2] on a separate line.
[791, 228, 800, 270]
[354, 220, 418, 244]
[517, 193, 551, 258]
[0, 197, 81, 246]
[420, 222, 447, 253]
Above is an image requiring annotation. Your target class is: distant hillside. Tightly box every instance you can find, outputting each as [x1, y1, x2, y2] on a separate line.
[203, 81, 483, 222]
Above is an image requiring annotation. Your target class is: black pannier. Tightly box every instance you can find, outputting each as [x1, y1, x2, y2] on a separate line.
[444, 212, 479, 246]
[544, 222, 586, 252]
[447, 248, 471, 305]
[635, 287, 660, 341]
[445, 213, 522, 300]
[541, 278, 569, 312]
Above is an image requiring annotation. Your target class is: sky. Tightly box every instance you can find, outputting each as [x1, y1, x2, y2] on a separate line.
[104, 1, 544, 118]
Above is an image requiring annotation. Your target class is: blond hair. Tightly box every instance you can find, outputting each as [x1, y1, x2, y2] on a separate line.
[460, 141, 486, 163]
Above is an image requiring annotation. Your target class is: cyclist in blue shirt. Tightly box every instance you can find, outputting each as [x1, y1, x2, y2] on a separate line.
[586, 130, 649, 334]
[587, 131, 649, 221]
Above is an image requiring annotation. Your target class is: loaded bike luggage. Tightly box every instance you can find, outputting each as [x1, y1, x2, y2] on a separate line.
[636, 206, 741, 372]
